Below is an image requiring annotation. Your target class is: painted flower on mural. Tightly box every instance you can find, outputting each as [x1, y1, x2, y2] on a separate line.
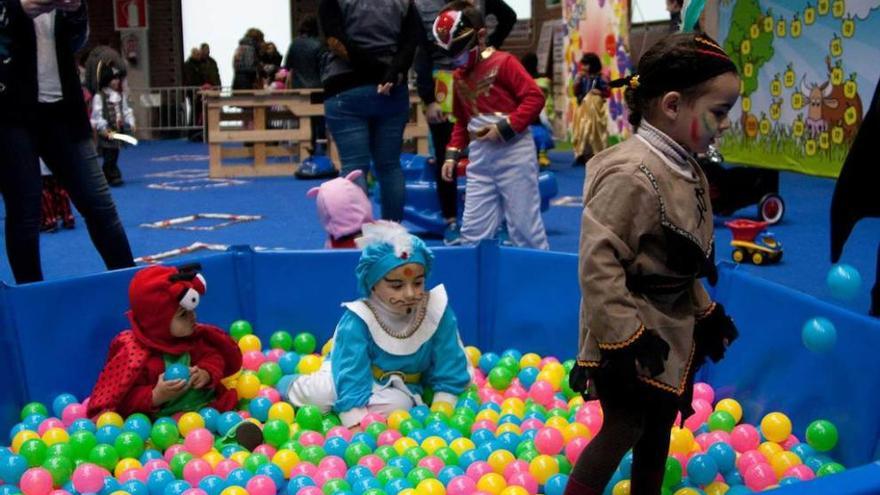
[616, 39, 631, 75]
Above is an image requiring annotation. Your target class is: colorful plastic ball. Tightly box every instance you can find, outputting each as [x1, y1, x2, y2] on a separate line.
[242, 352, 266, 372]
[265, 403, 293, 425]
[729, 424, 760, 453]
[164, 364, 191, 382]
[295, 405, 323, 432]
[237, 335, 261, 354]
[707, 411, 736, 433]
[0, 452, 28, 483]
[817, 462, 845, 477]
[257, 362, 283, 387]
[115, 432, 145, 459]
[543, 474, 568, 495]
[21, 403, 49, 422]
[760, 412, 792, 443]
[527, 455, 558, 485]
[805, 419, 838, 452]
[534, 428, 564, 456]
[267, 331, 293, 351]
[770, 451, 802, 478]
[714, 399, 743, 424]
[228, 321, 253, 341]
[802, 317, 837, 353]
[89, 444, 119, 470]
[706, 442, 735, 473]
[72, 463, 106, 494]
[20, 467, 54, 495]
[51, 395, 77, 419]
[686, 454, 719, 485]
[297, 355, 322, 375]
[150, 423, 180, 450]
[827, 264, 862, 301]
[743, 463, 776, 491]
[293, 333, 317, 354]
[20, 439, 48, 468]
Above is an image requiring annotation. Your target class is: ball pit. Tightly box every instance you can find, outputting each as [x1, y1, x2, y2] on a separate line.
[0, 325, 853, 495]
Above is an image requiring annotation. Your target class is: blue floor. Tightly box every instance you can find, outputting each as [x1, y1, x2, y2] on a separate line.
[0, 139, 876, 314]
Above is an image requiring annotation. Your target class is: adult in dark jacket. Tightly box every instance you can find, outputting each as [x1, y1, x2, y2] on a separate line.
[199, 43, 220, 87]
[0, 0, 134, 284]
[283, 16, 325, 151]
[318, 0, 421, 221]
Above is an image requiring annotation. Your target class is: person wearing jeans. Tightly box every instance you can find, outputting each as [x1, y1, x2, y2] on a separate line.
[0, 0, 134, 283]
[318, 0, 421, 222]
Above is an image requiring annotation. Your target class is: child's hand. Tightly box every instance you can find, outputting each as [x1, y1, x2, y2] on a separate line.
[152, 374, 189, 405]
[475, 125, 501, 142]
[424, 103, 447, 124]
[189, 367, 211, 389]
[441, 159, 457, 182]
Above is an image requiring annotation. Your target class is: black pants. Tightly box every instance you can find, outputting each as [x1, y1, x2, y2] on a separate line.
[429, 121, 457, 221]
[0, 105, 134, 283]
[101, 147, 120, 178]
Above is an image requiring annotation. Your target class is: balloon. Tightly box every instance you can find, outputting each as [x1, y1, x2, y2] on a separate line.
[802, 318, 837, 353]
[826, 264, 862, 300]
[806, 420, 838, 452]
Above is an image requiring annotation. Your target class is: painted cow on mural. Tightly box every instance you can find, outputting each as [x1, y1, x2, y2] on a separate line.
[799, 58, 863, 141]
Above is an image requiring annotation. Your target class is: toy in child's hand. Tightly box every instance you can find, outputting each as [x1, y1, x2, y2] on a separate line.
[164, 363, 190, 382]
[108, 133, 138, 146]
[725, 219, 783, 265]
[152, 374, 189, 405]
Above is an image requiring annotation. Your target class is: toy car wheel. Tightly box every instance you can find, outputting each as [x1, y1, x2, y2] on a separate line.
[759, 194, 785, 224]
[752, 252, 764, 265]
[732, 248, 745, 263]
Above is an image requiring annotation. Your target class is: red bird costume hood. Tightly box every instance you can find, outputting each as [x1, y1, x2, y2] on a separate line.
[88, 264, 242, 417]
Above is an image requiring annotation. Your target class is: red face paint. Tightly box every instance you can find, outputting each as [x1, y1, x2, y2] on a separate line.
[403, 266, 414, 277]
[690, 117, 701, 144]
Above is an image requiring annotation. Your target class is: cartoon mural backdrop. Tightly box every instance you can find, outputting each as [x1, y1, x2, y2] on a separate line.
[718, 0, 880, 177]
[562, 0, 633, 144]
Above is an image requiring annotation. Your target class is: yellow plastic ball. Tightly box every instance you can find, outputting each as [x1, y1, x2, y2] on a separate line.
[109, 491, 132, 495]
[542, 362, 565, 379]
[415, 478, 446, 495]
[501, 398, 525, 416]
[519, 353, 541, 369]
[12, 430, 39, 453]
[545, 416, 570, 432]
[272, 449, 300, 477]
[388, 411, 412, 431]
[770, 451, 802, 478]
[245, 417, 262, 427]
[488, 449, 515, 474]
[669, 427, 695, 455]
[476, 473, 507, 494]
[220, 487, 248, 495]
[758, 441, 784, 460]
[564, 423, 592, 442]
[430, 401, 453, 417]
[297, 355, 322, 374]
[235, 373, 261, 400]
[500, 487, 529, 495]
[673, 488, 703, 495]
[450, 438, 476, 456]
[41, 427, 69, 446]
[398, 490, 417, 495]
[495, 424, 522, 436]
[704, 482, 729, 495]
[97, 412, 124, 429]
[568, 396, 585, 409]
[760, 412, 792, 443]
[612, 479, 631, 495]
[268, 403, 295, 424]
[421, 436, 447, 455]
[321, 338, 334, 356]
[714, 399, 743, 423]
[229, 451, 250, 466]
[114, 458, 142, 478]
[202, 451, 224, 469]
[178, 412, 206, 436]
[394, 437, 419, 455]
[475, 410, 500, 424]
[536, 370, 561, 390]
[237, 334, 262, 353]
[528, 454, 559, 484]
[465, 346, 482, 368]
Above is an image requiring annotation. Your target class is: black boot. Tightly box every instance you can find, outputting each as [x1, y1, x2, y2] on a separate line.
[103, 163, 124, 187]
[233, 422, 264, 451]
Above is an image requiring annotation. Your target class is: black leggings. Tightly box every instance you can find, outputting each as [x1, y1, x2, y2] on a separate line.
[429, 121, 457, 221]
[568, 379, 679, 495]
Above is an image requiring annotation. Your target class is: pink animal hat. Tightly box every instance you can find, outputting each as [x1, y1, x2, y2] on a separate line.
[307, 170, 374, 239]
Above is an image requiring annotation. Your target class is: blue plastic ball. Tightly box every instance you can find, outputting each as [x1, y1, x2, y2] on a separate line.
[287, 475, 316, 495]
[198, 475, 227, 495]
[353, 477, 380, 494]
[100, 476, 122, 495]
[0, 486, 22, 495]
[545, 474, 569, 495]
[726, 486, 754, 495]
[8, 424, 26, 442]
[164, 364, 190, 382]
[226, 468, 252, 487]
[140, 449, 163, 463]
[221, 444, 243, 458]
[199, 408, 219, 432]
[22, 415, 46, 431]
[387, 456, 413, 474]
[324, 437, 349, 458]
[123, 416, 152, 440]
[278, 352, 301, 375]
[501, 349, 523, 361]
[517, 367, 539, 388]
[275, 376, 295, 397]
[707, 441, 736, 473]
[346, 466, 373, 484]
[790, 443, 816, 460]
[352, 433, 377, 450]
[256, 463, 285, 488]
[52, 394, 78, 417]
[147, 469, 175, 495]
[438, 466, 464, 484]
[68, 418, 96, 434]
[802, 317, 837, 353]
[409, 405, 430, 423]
[216, 412, 243, 436]
[0, 454, 28, 484]
[385, 478, 412, 494]
[687, 454, 719, 486]
[827, 264, 862, 301]
[163, 480, 190, 495]
[478, 353, 500, 374]
[154, 418, 176, 427]
[123, 480, 149, 495]
[96, 425, 122, 444]
[248, 397, 272, 422]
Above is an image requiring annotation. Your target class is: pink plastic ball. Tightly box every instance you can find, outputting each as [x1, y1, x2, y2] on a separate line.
[565, 437, 590, 464]
[49, 491, 71, 495]
[504, 386, 528, 400]
[297, 488, 322, 495]
[358, 455, 385, 475]
[242, 351, 266, 371]
[318, 456, 347, 475]
[473, 370, 487, 387]
[418, 456, 445, 476]
[705, 431, 732, 447]
[784, 464, 816, 481]
[520, 419, 544, 432]
[38, 419, 64, 436]
[71, 464, 106, 494]
[550, 399, 569, 410]
[528, 381, 554, 406]
[782, 434, 800, 450]
[144, 460, 171, 473]
[238, 411, 251, 420]
[471, 420, 497, 433]
[447, 475, 477, 495]
[465, 461, 493, 481]
[184, 428, 214, 456]
[685, 399, 713, 432]
[312, 468, 338, 487]
[576, 414, 602, 435]
[695, 433, 711, 451]
[503, 460, 530, 479]
[164, 445, 186, 462]
[692, 383, 715, 404]
[299, 431, 325, 447]
[671, 454, 688, 476]
[360, 413, 386, 428]
[736, 450, 768, 473]
[61, 404, 86, 427]
[744, 463, 776, 491]
[183, 459, 212, 486]
[266, 349, 285, 362]
[326, 427, 353, 441]
[20, 468, 54, 495]
[730, 424, 761, 453]
[377, 430, 401, 446]
[291, 462, 318, 478]
[214, 460, 240, 479]
[539, 357, 559, 368]
[534, 427, 565, 455]
[257, 387, 281, 403]
[245, 475, 276, 495]
[182, 489, 207, 495]
[507, 472, 538, 494]
[118, 468, 145, 483]
[485, 391, 504, 405]
[253, 445, 277, 458]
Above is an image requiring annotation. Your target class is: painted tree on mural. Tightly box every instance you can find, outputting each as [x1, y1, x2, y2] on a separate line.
[724, 0, 775, 96]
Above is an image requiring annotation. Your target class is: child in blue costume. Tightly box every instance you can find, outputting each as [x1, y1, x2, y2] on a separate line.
[286, 221, 471, 428]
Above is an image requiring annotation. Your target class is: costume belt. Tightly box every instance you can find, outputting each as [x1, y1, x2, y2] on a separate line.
[625, 274, 691, 295]
[372, 366, 422, 384]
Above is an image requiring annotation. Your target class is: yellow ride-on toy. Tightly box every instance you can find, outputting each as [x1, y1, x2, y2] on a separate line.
[725, 219, 783, 265]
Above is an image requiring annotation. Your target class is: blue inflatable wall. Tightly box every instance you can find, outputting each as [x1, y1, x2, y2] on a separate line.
[1, 244, 878, 490]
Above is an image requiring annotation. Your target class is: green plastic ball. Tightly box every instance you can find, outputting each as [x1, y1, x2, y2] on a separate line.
[806, 419, 839, 452]
[344, 442, 372, 467]
[374, 446, 397, 462]
[365, 422, 388, 439]
[817, 462, 845, 477]
[322, 479, 350, 495]
[88, 444, 119, 471]
[435, 447, 459, 466]
[376, 466, 405, 486]
[398, 418, 422, 436]
[20, 439, 48, 467]
[150, 423, 180, 450]
[47, 443, 73, 461]
[707, 411, 737, 433]
[555, 454, 572, 475]
[406, 466, 435, 485]
[170, 452, 194, 478]
[663, 456, 683, 487]
[321, 416, 342, 435]
[43, 455, 73, 486]
[69, 431, 97, 461]
[21, 402, 49, 420]
[293, 333, 317, 354]
[403, 446, 427, 464]
[262, 420, 291, 448]
[363, 489, 385, 495]
[229, 320, 253, 341]
[244, 453, 270, 473]
[300, 445, 326, 465]
[496, 356, 520, 374]
[269, 331, 294, 350]
[114, 431, 145, 459]
[296, 405, 324, 432]
[257, 362, 283, 387]
[562, 359, 576, 373]
[488, 367, 515, 390]
[449, 415, 473, 435]
[426, 412, 449, 425]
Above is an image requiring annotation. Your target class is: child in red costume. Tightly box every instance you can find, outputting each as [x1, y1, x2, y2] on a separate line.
[88, 264, 242, 418]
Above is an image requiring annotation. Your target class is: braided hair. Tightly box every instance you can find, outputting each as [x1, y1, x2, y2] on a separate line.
[611, 33, 738, 131]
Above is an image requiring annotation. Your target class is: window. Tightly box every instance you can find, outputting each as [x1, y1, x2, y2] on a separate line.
[632, 0, 671, 24]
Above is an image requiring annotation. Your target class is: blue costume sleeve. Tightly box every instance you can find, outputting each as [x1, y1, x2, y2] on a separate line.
[330, 311, 374, 413]
[424, 308, 470, 398]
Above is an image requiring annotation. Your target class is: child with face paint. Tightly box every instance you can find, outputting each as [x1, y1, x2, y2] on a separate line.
[433, 1, 549, 249]
[286, 221, 471, 429]
[566, 33, 741, 495]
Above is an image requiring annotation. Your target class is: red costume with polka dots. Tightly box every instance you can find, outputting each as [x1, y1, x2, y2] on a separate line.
[88, 264, 242, 418]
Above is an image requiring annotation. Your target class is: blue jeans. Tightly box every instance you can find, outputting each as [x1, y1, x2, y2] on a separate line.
[0, 104, 134, 283]
[324, 84, 409, 221]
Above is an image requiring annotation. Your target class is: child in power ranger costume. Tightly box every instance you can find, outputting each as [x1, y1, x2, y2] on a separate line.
[286, 221, 471, 428]
[434, 2, 549, 249]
